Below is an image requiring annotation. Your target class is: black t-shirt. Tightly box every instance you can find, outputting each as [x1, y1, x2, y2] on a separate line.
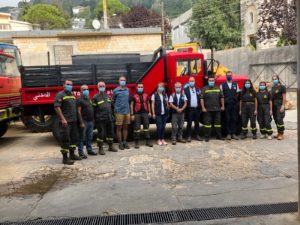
[54, 90, 77, 122]
[271, 85, 286, 106]
[241, 90, 256, 102]
[77, 95, 94, 121]
[201, 86, 223, 111]
[256, 91, 271, 105]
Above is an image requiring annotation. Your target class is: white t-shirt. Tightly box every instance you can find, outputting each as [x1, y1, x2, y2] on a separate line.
[189, 87, 198, 107]
[151, 94, 168, 115]
[169, 93, 188, 106]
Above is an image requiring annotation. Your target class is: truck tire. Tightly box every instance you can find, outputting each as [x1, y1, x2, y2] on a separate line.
[0, 122, 8, 138]
[22, 115, 54, 133]
[52, 116, 62, 144]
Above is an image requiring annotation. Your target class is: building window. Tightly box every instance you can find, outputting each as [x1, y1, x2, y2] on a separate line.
[0, 24, 10, 30]
[250, 12, 254, 24]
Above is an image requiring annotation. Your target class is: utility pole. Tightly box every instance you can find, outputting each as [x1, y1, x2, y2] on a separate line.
[161, 0, 165, 47]
[103, 0, 108, 29]
[297, 0, 300, 219]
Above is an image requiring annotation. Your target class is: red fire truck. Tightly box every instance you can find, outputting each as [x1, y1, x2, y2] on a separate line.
[20, 47, 248, 141]
[0, 48, 21, 137]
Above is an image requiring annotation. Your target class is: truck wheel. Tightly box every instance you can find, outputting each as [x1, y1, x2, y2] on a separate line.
[0, 122, 8, 138]
[52, 116, 62, 144]
[22, 115, 54, 133]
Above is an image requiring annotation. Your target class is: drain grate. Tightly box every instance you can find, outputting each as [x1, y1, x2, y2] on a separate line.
[2, 202, 297, 225]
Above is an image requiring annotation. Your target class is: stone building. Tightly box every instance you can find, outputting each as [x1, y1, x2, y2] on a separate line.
[0, 13, 39, 32]
[171, 9, 193, 45]
[0, 28, 162, 66]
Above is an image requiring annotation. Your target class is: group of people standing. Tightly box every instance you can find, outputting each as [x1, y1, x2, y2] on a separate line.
[54, 72, 286, 165]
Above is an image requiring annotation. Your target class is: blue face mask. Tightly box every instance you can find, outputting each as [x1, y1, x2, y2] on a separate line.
[208, 81, 215, 87]
[273, 80, 279, 85]
[65, 84, 72, 92]
[259, 85, 266, 91]
[99, 87, 105, 92]
[137, 87, 143, 93]
[226, 75, 232, 81]
[119, 80, 126, 86]
[82, 90, 89, 96]
[176, 87, 181, 93]
[158, 87, 164, 92]
[245, 83, 251, 89]
[189, 81, 195, 87]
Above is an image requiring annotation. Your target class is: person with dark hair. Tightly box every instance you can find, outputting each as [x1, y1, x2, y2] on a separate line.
[271, 75, 286, 140]
[201, 77, 225, 142]
[93, 81, 118, 154]
[239, 80, 258, 139]
[169, 82, 187, 145]
[113, 75, 131, 150]
[220, 71, 240, 140]
[151, 82, 169, 146]
[130, 83, 153, 149]
[256, 81, 273, 140]
[54, 80, 81, 165]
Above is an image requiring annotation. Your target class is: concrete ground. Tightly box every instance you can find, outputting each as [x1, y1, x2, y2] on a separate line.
[0, 110, 298, 224]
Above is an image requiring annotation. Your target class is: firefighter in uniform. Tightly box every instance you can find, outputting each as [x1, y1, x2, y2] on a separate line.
[169, 82, 187, 145]
[239, 80, 258, 139]
[256, 81, 273, 140]
[54, 80, 81, 165]
[93, 81, 118, 155]
[201, 77, 225, 142]
[130, 83, 153, 149]
[271, 75, 286, 140]
[220, 71, 240, 140]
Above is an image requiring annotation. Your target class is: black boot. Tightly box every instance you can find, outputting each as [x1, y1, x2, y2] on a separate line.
[70, 150, 82, 160]
[108, 143, 118, 152]
[146, 139, 153, 147]
[98, 144, 106, 155]
[134, 140, 139, 149]
[62, 152, 74, 165]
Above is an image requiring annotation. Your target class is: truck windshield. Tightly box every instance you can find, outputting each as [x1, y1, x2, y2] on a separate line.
[177, 58, 202, 77]
[0, 55, 20, 77]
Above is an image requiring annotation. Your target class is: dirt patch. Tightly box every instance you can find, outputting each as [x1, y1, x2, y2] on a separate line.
[0, 166, 116, 197]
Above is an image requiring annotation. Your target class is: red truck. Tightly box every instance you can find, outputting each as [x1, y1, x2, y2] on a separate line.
[0, 49, 22, 137]
[20, 47, 248, 141]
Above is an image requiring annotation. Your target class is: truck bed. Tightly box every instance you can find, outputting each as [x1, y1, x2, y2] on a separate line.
[21, 62, 152, 88]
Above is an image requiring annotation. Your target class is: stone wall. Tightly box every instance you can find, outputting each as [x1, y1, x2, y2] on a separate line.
[11, 31, 162, 66]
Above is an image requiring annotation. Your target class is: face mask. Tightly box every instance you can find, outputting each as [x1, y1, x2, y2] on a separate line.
[226, 75, 232, 81]
[176, 87, 181, 93]
[273, 80, 279, 85]
[119, 80, 126, 86]
[99, 87, 105, 92]
[189, 81, 195, 87]
[259, 85, 266, 91]
[82, 90, 89, 96]
[137, 87, 143, 93]
[208, 81, 215, 87]
[158, 87, 164, 92]
[245, 83, 251, 89]
[65, 84, 72, 92]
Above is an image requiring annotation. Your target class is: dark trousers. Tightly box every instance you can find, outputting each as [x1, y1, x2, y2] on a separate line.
[272, 104, 285, 134]
[186, 108, 200, 138]
[96, 121, 114, 146]
[171, 113, 185, 140]
[155, 114, 168, 139]
[203, 111, 222, 138]
[224, 103, 238, 135]
[60, 121, 78, 153]
[78, 120, 94, 155]
[258, 104, 273, 135]
[134, 112, 150, 140]
[241, 103, 257, 135]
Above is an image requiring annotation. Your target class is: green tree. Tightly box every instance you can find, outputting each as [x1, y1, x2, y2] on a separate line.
[189, 0, 241, 50]
[23, 4, 70, 30]
[95, 0, 129, 18]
